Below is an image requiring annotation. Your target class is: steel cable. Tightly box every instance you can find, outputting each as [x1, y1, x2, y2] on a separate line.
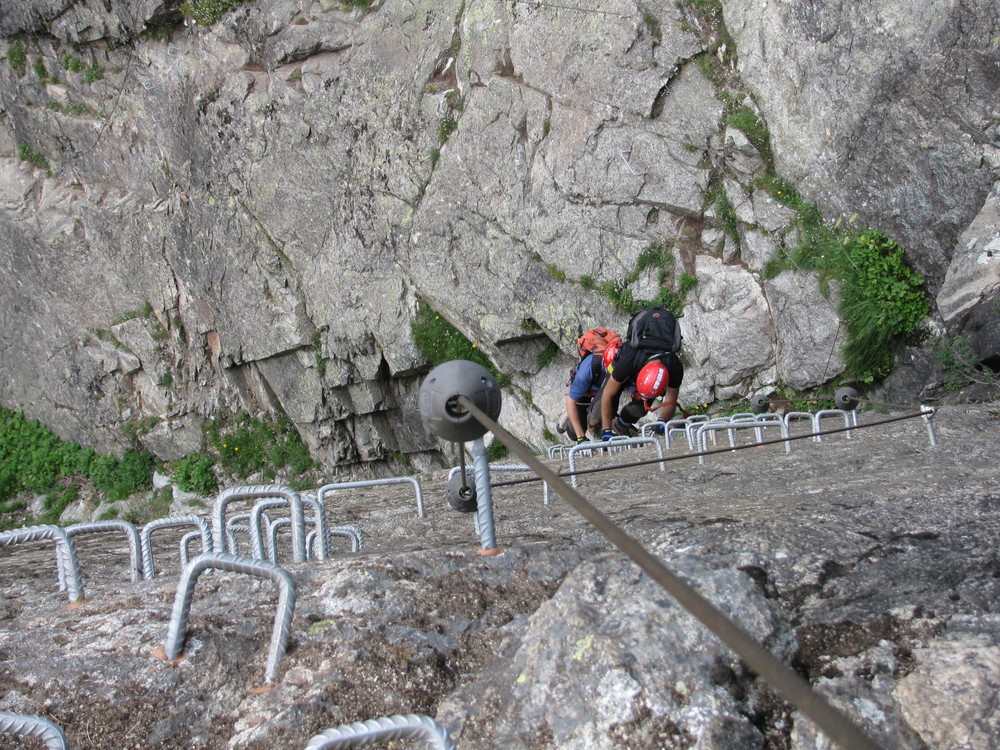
[490, 409, 929, 489]
[514, 0, 631, 18]
[855, 397, 925, 412]
[457, 395, 886, 750]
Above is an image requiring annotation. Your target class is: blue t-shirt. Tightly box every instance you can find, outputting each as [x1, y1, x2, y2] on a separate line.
[568, 354, 606, 401]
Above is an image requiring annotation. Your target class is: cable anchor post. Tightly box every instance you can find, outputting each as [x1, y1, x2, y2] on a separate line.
[469, 438, 501, 555]
[458, 444, 469, 492]
[920, 405, 938, 447]
[419, 360, 503, 556]
[446, 444, 479, 514]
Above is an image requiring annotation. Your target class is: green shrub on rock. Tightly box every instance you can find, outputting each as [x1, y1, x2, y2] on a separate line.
[6, 41, 26, 75]
[89, 450, 155, 502]
[173, 454, 218, 495]
[0, 409, 156, 524]
[793, 228, 929, 381]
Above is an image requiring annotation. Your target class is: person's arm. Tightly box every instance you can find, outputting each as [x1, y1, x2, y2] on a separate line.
[656, 386, 680, 422]
[565, 395, 586, 440]
[600, 376, 624, 432]
[565, 357, 596, 441]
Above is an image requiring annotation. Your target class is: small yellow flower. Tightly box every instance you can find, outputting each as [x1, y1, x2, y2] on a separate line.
[222, 443, 227, 448]
[234, 447, 239, 451]
[472, 344, 477, 348]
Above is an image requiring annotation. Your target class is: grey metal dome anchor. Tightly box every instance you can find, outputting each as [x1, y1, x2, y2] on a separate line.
[418, 359, 501, 442]
[834, 386, 860, 410]
[420, 361, 503, 555]
[446, 468, 478, 513]
[751, 393, 771, 413]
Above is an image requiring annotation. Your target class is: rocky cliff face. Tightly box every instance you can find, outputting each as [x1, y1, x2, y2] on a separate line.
[0, 0, 997, 473]
[727, 0, 1000, 288]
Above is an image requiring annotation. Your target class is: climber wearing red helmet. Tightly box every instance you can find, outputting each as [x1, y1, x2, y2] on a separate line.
[562, 328, 621, 443]
[599, 307, 684, 439]
[635, 359, 669, 401]
[601, 340, 622, 372]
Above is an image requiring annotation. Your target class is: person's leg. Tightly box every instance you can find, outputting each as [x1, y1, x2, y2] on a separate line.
[608, 393, 644, 436]
[591, 383, 622, 436]
[599, 378, 626, 434]
[586, 400, 601, 436]
[567, 403, 589, 441]
[619, 396, 646, 425]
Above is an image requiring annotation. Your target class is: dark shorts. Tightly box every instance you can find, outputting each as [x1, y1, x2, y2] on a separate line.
[588, 384, 649, 427]
[619, 396, 648, 425]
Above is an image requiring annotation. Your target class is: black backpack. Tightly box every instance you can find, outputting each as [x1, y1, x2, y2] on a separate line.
[626, 307, 682, 353]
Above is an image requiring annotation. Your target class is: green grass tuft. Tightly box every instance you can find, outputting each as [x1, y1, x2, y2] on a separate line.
[208, 412, 314, 482]
[592, 241, 688, 317]
[83, 64, 104, 84]
[678, 273, 698, 295]
[61, 54, 84, 73]
[0, 407, 158, 527]
[794, 229, 929, 381]
[536, 342, 559, 369]
[180, 0, 251, 25]
[7, 41, 26, 75]
[725, 106, 773, 167]
[17, 143, 49, 171]
[486, 440, 509, 461]
[411, 300, 508, 385]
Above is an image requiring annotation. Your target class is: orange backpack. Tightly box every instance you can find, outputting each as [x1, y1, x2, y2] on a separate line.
[577, 328, 621, 358]
[567, 328, 621, 396]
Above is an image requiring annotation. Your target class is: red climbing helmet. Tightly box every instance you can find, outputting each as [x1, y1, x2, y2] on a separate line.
[602, 341, 622, 371]
[635, 360, 668, 400]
